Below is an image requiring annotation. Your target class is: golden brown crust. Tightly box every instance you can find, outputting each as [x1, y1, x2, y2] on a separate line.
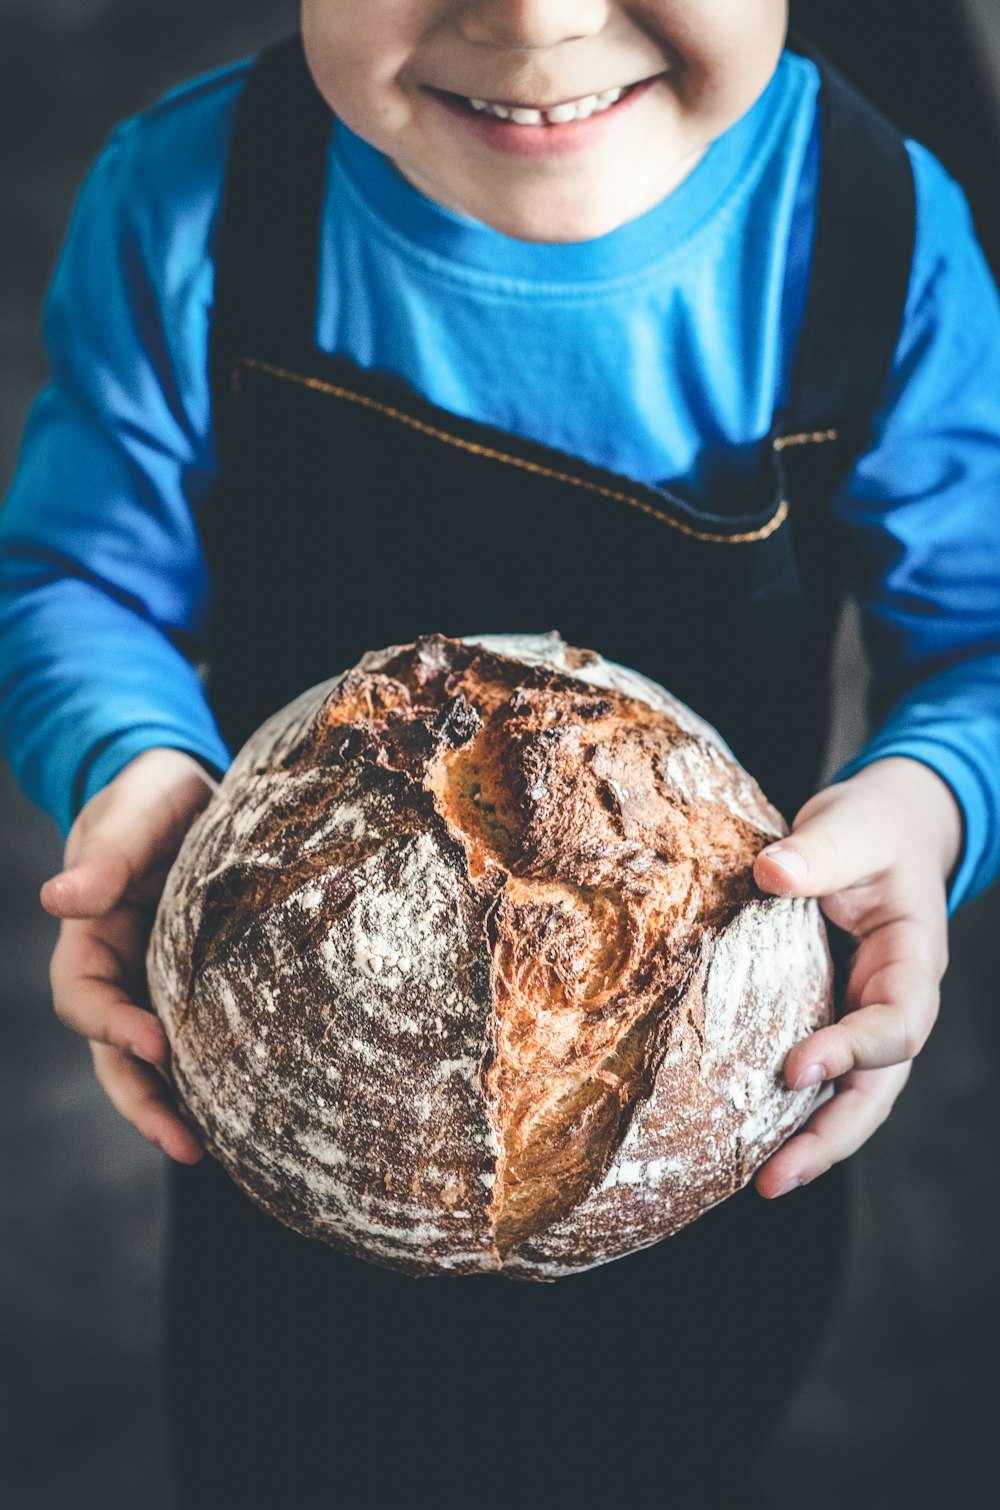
[147, 633, 832, 1279]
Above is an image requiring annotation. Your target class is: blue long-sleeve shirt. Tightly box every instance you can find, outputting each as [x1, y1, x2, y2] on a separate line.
[2, 50, 1000, 910]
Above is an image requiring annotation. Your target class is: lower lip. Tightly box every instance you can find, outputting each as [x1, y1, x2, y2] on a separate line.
[428, 76, 664, 158]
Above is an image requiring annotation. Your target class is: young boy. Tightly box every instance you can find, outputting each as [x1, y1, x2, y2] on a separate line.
[3, 3, 999, 1505]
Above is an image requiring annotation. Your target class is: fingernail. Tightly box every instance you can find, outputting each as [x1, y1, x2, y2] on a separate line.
[774, 1178, 803, 1198]
[793, 1064, 825, 1091]
[761, 845, 808, 880]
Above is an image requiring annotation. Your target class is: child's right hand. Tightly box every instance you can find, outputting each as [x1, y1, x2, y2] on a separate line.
[40, 747, 219, 1164]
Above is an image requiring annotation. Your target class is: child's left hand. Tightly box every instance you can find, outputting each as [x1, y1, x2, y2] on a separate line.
[750, 755, 963, 1199]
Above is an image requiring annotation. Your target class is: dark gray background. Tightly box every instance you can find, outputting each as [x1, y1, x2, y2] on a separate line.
[1, 4, 998, 1507]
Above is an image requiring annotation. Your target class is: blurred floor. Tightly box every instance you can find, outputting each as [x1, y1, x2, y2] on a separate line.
[0, 4, 997, 1507]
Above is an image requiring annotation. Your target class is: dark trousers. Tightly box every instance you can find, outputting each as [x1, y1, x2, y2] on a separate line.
[162, 1154, 848, 1509]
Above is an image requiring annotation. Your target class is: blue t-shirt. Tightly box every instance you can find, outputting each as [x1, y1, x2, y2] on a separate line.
[2, 50, 1000, 909]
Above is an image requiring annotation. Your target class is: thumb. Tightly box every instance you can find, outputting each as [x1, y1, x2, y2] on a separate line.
[41, 851, 134, 919]
[753, 791, 886, 899]
[40, 748, 216, 920]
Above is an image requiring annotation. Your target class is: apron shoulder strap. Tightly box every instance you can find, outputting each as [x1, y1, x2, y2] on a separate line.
[210, 36, 330, 438]
[783, 37, 917, 452]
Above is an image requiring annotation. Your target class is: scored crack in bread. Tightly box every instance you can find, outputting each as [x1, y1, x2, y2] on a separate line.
[148, 632, 833, 1280]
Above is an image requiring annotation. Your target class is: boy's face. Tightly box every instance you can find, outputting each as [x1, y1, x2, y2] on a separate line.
[301, 1, 788, 242]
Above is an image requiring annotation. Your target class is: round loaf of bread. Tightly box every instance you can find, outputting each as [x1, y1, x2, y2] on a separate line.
[147, 633, 832, 1280]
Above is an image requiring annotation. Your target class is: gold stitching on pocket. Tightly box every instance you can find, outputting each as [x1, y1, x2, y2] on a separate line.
[235, 358, 790, 546]
[772, 429, 839, 451]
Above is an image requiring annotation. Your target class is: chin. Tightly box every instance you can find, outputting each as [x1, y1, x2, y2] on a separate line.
[482, 192, 630, 244]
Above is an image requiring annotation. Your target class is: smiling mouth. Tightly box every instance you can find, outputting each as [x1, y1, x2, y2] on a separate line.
[433, 76, 661, 128]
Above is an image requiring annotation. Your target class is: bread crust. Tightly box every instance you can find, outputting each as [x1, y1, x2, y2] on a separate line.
[147, 633, 832, 1279]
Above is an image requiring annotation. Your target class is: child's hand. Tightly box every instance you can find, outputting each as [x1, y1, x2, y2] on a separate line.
[751, 756, 962, 1199]
[40, 748, 219, 1164]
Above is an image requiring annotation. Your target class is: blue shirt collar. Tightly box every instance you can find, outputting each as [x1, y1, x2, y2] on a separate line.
[331, 59, 792, 285]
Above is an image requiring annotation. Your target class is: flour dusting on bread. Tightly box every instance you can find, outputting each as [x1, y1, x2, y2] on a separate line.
[148, 632, 832, 1279]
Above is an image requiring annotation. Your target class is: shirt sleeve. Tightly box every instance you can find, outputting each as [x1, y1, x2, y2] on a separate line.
[0, 82, 242, 837]
[830, 141, 1000, 914]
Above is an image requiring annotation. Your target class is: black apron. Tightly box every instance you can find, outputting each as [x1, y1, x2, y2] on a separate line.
[163, 37, 914, 1510]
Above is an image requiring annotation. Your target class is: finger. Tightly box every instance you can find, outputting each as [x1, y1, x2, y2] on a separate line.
[41, 852, 133, 919]
[51, 921, 169, 1067]
[781, 918, 943, 1090]
[784, 998, 938, 1091]
[91, 1042, 204, 1164]
[755, 1062, 910, 1198]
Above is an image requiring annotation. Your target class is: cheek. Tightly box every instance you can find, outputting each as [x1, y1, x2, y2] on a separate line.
[673, 5, 786, 125]
[301, 6, 421, 134]
[635, 0, 786, 87]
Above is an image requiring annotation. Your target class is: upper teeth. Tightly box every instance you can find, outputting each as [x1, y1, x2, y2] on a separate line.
[467, 86, 625, 125]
